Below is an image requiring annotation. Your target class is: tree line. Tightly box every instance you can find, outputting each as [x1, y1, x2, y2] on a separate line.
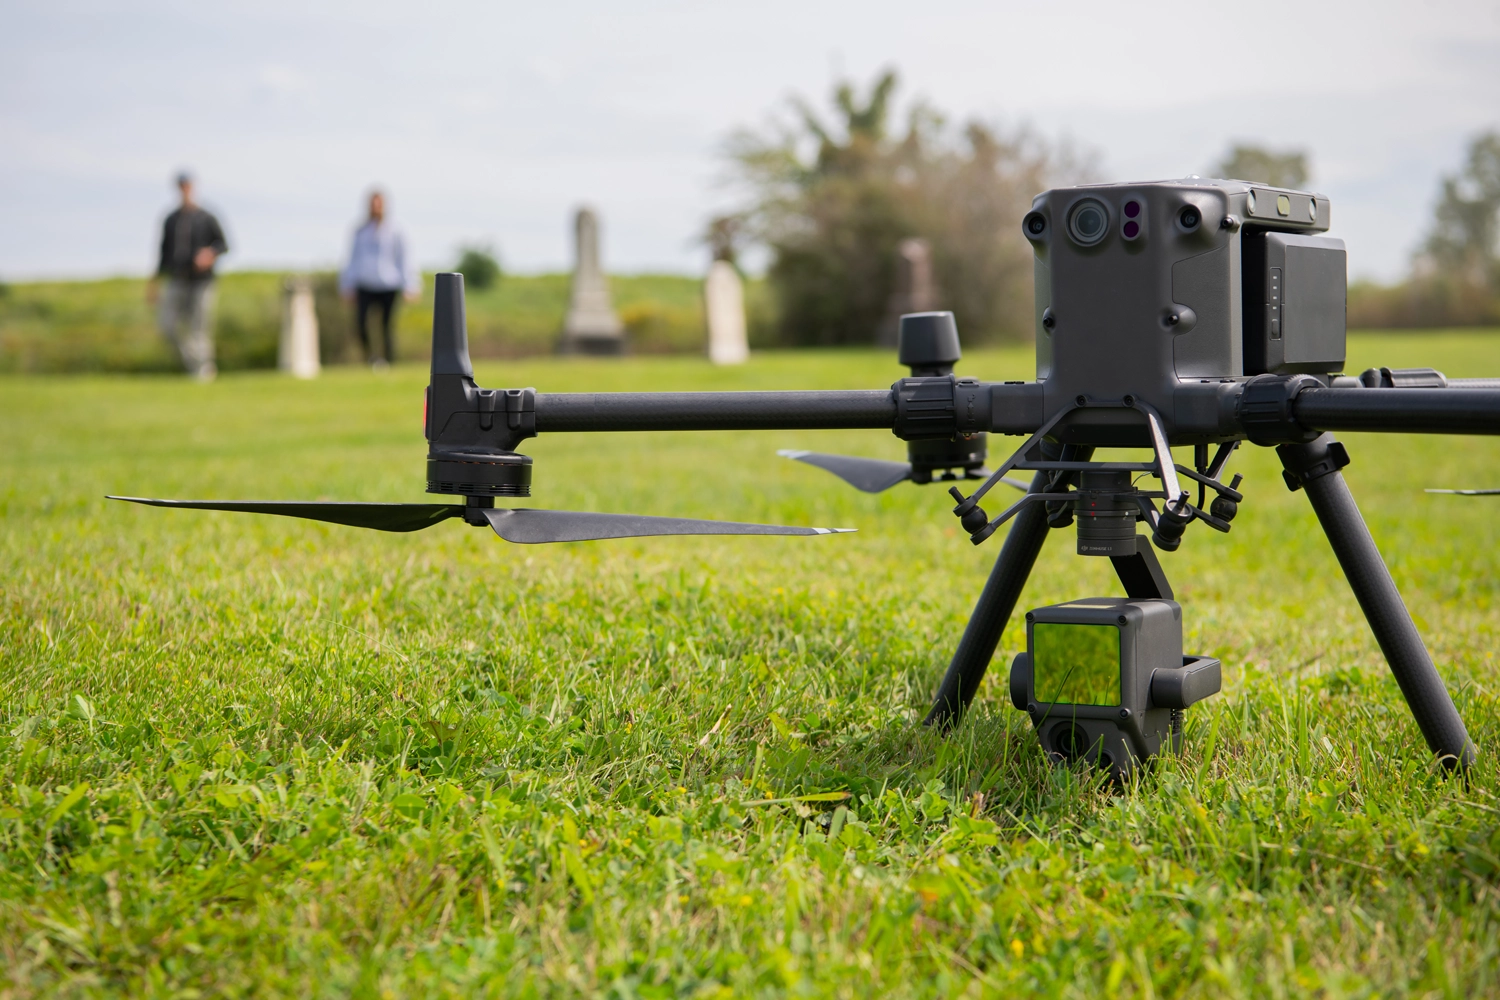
[724, 71, 1500, 341]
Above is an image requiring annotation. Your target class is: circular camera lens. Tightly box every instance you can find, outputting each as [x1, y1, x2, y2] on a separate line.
[1123, 200, 1140, 219]
[1308, 199, 1318, 221]
[1178, 206, 1201, 231]
[1123, 220, 1140, 239]
[1067, 199, 1109, 246]
[1054, 724, 1090, 760]
[1024, 212, 1046, 236]
[1246, 190, 1257, 213]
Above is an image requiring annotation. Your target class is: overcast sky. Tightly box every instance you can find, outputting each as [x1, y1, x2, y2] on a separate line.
[3, 0, 1497, 282]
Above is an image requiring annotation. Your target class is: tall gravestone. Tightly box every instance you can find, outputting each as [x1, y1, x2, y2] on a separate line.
[878, 238, 936, 347]
[279, 275, 320, 379]
[561, 206, 625, 354]
[704, 260, 748, 365]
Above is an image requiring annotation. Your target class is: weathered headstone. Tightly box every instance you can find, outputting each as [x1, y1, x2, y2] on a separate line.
[878, 238, 936, 347]
[560, 206, 625, 354]
[704, 260, 748, 365]
[279, 275, 320, 379]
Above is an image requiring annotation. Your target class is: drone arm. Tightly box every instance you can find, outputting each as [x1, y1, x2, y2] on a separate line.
[532, 390, 897, 432]
[1291, 387, 1500, 435]
[1238, 376, 1500, 442]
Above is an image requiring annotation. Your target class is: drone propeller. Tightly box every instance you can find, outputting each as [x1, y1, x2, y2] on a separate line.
[777, 450, 1030, 494]
[1425, 489, 1500, 495]
[480, 508, 850, 543]
[107, 496, 852, 544]
[778, 450, 913, 492]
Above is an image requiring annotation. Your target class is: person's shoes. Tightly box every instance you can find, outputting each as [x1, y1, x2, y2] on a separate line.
[194, 363, 218, 382]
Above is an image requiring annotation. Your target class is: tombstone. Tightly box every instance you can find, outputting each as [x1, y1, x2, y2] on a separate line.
[279, 276, 320, 379]
[704, 260, 748, 365]
[560, 206, 625, 354]
[878, 238, 936, 347]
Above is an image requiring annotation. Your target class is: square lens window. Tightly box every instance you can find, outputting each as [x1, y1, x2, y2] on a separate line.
[1032, 623, 1121, 706]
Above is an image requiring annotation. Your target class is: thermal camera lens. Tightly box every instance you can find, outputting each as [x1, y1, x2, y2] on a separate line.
[1024, 212, 1046, 236]
[1067, 199, 1109, 246]
[1123, 220, 1140, 239]
[1178, 206, 1201, 231]
[1123, 200, 1140, 218]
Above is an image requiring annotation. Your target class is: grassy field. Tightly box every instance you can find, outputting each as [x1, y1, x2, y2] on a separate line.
[0, 272, 774, 374]
[2, 334, 1500, 997]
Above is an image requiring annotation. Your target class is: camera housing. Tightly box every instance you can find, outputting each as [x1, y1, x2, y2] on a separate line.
[1009, 595, 1221, 778]
[1023, 178, 1342, 446]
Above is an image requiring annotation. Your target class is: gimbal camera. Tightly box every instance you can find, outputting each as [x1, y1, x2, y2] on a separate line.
[118, 178, 1497, 777]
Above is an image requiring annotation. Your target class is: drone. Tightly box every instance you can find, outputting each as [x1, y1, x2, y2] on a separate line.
[115, 178, 1497, 777]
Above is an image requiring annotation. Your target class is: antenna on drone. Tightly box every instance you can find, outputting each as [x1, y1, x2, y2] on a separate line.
[431, 272, 474, 378]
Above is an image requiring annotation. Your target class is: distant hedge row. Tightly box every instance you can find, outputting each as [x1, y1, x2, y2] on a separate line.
[0, 271, 776, 374]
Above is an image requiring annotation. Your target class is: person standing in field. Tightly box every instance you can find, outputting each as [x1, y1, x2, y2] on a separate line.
[149, 172, 229, 381]
[339, 189, 420, 369]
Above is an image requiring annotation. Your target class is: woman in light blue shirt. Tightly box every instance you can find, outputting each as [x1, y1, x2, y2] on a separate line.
[339, 190, 420, 368]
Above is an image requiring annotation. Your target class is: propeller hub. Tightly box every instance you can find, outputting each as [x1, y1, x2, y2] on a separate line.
[462, 494, 496, 526]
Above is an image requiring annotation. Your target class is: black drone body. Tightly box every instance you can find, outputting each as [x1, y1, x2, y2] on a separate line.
[118, 178, 1500, 776]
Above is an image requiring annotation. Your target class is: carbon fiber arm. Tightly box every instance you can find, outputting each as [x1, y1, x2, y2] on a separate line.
[1290, 387, 1500, 435]
[533, 390, 897, 432]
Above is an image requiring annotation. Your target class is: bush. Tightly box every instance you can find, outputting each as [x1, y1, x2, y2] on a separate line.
[455, 246, 502, 291]
[726, 70, 1089, 346]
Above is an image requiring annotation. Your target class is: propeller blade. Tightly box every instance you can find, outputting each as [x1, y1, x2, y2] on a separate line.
[1425, 489, 1500, 495]
[778, 451, 1027, 493]
[778, 449, 912, 493]
[482, 507, 854, 544]
[107, 496, 463, 532]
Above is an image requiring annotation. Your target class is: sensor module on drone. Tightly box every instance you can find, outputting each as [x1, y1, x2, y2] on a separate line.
[115, 177, 1498, 779]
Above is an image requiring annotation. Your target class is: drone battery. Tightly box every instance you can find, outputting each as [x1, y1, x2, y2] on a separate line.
[1009, 597, 1220, 777]
[1243, 232, 1346, 375]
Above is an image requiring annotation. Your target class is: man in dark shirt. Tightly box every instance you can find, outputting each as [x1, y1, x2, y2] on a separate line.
[149, 173, 229, 380]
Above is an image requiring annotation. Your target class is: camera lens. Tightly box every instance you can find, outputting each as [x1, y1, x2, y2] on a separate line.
[1024, 212, 1046, 236]
[1123, 200, 1140, 218]
[1054, 724, 1092, 760]
[1067, 199, 1109, 246]
[1308, 199, 1318, 221]
[1122, 221, 1140, 239]
[1178, 206, 1201, 231]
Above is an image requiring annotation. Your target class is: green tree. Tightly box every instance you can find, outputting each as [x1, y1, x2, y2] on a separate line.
[1422, 131, 1500, 289]
[455, 245, 502, 291]
[1347, 131, 1500, 328]
[727, 71, 1082, 346]
[1213, 144, 1310, 189]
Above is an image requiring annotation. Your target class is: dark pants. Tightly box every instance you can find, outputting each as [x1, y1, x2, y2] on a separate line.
[355, 288, 399, 364]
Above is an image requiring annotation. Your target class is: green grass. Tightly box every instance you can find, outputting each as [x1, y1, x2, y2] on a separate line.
[0, 272, 766, 374]
[3, 333, 1500, 997]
